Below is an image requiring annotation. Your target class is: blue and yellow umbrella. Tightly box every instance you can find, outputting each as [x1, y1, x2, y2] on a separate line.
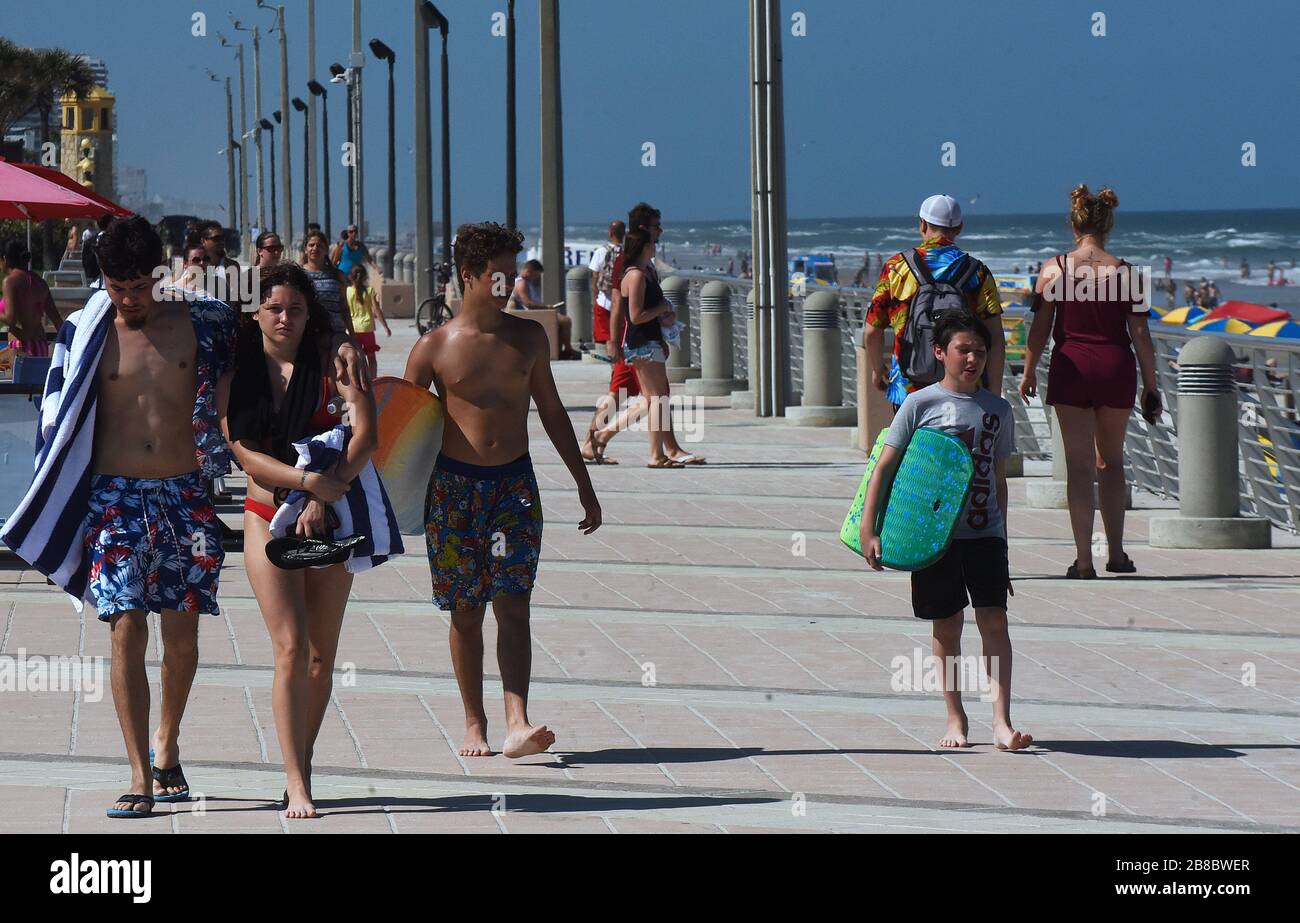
[1187, 317, 1255, 335]
[1247, 320, 1300, 339]
[1160, 305, 1209, 325]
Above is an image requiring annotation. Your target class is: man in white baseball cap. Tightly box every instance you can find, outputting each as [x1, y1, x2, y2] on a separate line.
[918, 193, 963, 230]
[862, 194, 1006, 408]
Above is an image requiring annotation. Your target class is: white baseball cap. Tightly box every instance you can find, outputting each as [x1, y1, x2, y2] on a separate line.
[919, 194, 962, 228]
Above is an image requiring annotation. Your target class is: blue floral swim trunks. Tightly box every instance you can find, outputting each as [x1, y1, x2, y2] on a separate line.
[424, 453, 543, 610]
[83, 472, 224, 621]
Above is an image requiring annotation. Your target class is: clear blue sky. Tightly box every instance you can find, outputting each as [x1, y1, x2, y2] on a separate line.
[8, 0, 1298, 230]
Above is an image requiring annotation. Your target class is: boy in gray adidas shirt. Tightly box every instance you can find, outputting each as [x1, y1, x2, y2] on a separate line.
[860, 312, 1032, 751]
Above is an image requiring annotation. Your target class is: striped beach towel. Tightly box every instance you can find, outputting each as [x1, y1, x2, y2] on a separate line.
[268, 424, 404, 572]
[0, 291, 115, 609]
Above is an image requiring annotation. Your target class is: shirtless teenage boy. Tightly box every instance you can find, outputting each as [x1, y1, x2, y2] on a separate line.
[405, 222, 601, 759]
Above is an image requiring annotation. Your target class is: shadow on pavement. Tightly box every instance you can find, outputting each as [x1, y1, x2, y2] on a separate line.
[554, 746, 935, 766]
[317, 792, 780, 815]
[1039, 740, 1300, 759]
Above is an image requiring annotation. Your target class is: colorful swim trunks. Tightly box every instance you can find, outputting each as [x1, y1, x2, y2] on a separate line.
[83, 472, 225, 621]
[424, 453, 543, 610]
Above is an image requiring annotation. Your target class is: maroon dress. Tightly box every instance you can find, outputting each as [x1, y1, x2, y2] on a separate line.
[1035, 254, 1148, 409]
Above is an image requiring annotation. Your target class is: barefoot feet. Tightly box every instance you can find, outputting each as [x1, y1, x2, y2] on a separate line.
[993, 723, 1034, 751]
[283, 784, 318, 819]
[458, 721, 492, 757]
[503, 724, 555, 759]
[938, 715, 971, 749]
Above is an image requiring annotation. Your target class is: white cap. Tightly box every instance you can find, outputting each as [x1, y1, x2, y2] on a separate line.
[919, 194, 962, 228]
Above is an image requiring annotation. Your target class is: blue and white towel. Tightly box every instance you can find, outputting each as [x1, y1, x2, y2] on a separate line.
[268, 424, 404, 573]
[1, 291, 115, 609]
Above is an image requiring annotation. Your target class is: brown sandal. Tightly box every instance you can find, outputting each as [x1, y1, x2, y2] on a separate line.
[646, 457, 686, 469]
[582, 427, 619, 465]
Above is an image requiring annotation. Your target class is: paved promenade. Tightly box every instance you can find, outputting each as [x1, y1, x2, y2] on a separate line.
[2, 319, 1298, 834]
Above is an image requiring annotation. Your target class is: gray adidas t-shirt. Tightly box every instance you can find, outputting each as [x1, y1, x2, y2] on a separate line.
[885, 383, 1014, 540]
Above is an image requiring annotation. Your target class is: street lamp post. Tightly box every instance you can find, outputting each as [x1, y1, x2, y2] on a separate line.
[233, 18, 265, 238]
[292, 96, 308, 241]
[258, 1, 291, 249]
[219, 33, 250, 256]
[506, 0, 516, 231]
[260, 117, 277, 233]
[329, 63, 354, 229]
[307, 79, 331, 241]
[210, 71, 236, 240]
[369, 38, 397, 280]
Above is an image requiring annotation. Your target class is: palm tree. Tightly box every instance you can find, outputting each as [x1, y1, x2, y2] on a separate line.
[0, 38, 35, 139]
[19, 48, 95, 269]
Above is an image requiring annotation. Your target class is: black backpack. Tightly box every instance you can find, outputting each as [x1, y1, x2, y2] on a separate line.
[897, 249, 981, 386]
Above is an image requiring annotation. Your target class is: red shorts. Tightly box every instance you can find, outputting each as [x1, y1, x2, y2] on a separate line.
[610, 358, 640, 398]
[354, 331, 379, 354]
[593, 302, 611, 343]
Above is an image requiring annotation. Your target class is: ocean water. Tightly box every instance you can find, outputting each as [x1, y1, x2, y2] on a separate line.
[538, 208, 1300, 308]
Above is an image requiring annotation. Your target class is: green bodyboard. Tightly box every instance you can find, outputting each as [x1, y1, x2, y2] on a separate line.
[840, 427, 975, 571]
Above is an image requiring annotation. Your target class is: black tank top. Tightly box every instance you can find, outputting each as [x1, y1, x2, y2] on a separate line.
[623, 267, 666, 350]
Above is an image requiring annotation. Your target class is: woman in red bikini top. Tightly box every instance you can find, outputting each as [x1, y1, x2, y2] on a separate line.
[1018, 184, 1161, 581]
[219, 261, 378, 818]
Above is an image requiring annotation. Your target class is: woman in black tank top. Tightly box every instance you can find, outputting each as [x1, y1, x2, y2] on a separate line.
[619, 227, 706, 468]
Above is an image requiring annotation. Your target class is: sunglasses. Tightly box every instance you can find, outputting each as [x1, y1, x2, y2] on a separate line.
[203, 234, 223, 242]
[260, 244, 284, 253]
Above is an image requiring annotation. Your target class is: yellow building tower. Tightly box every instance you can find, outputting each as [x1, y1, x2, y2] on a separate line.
[58, 85, 115, 202]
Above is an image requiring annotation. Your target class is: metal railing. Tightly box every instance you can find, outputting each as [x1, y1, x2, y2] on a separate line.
[666, 272, 1299, 532]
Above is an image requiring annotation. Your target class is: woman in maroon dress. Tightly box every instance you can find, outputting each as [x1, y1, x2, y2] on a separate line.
[1020, 186, 1161, 578]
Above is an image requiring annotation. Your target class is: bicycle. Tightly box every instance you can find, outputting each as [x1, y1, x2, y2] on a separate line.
[415, 261, 455, 335]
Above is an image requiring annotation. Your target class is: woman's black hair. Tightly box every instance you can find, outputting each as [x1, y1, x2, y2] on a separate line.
[2, 239, 30, 268]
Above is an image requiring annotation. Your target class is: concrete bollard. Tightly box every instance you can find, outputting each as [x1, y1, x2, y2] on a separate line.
[855, 327, 895, 451]
[786, 291, 856, 426]
[403, 252, 417, 285]
[732, 289, 758, 409]
[374, 246, 390, 279]
[660, 276, 700, 383]
[394, 251, 407, 282]
[566, 266, 593, 346]
[686, 281, 746, 396]
[1150, 337, 1270, 548]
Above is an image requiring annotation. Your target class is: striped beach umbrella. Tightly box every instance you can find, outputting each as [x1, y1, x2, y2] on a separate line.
[1247, 320, 1300, 339]
[1187, 317, 1255, 335]
[1160, 305, 1209, 325]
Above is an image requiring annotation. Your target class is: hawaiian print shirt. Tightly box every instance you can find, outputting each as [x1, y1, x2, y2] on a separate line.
[865, 236, 1003, 393]
[179, 289, 240, 477]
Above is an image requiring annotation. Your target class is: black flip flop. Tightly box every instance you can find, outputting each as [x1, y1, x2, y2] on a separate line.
[265, 534, 367, 570]
[1066, 560, 1098, 579]
[1106, 553, 1138, 574]
[151, 762, 190, 802]
[106, 793, 155, 818]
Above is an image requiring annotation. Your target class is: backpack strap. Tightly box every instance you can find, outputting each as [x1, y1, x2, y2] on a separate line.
[951, 253, 981, 289]
[900, 248, 934, 286]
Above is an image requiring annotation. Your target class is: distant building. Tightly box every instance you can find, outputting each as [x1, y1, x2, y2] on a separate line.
[116, 164, 147, 211]
[60, 85, 116, 201]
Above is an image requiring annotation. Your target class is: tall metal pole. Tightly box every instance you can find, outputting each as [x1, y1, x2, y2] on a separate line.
[262, 117, 277, 232]
[385, 56, 395, 278]
[748, 0, 768, 414]
[342, 73, 354, 228]
[306, 0, 318, 225]
[538, 0, 564, 304]
[438, 24, 451, 267]
[351, 0, 364, 239]
[225, 78, 236, 238]
[252, 26, 265, 234]
[237, 43, 249, 256]
[414, 1, 434, 306]
[767, 0, 790, 414]
[278, 6, 291, 246]
[505, 0, 516, 231]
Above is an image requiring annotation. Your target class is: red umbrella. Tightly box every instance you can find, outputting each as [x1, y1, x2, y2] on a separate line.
[0, 157, 120, 220]
[9, 161, 132, 217]
[1202, 300, 1291, 325]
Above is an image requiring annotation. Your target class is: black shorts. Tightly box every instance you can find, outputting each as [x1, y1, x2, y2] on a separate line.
[910, 537, 1009, 620]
